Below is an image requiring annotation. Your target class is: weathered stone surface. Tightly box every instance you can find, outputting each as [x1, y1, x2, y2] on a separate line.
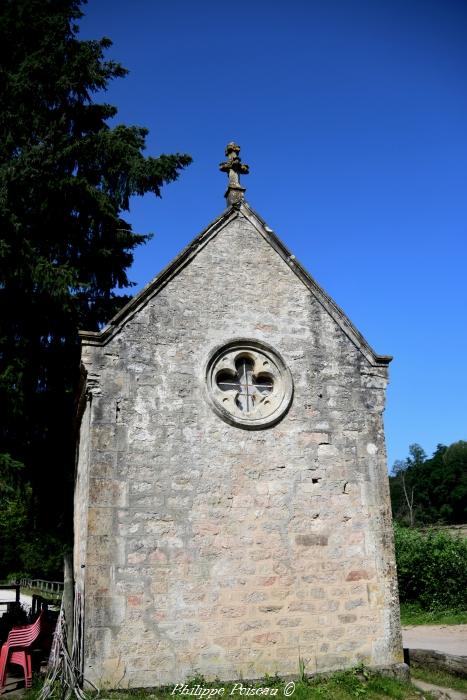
[407, 648, 467, 678]
[74, 202, 402, 687]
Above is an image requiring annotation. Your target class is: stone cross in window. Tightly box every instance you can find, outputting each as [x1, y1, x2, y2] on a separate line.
[219, 142, 249, 207]
[217, 357, 273, 413]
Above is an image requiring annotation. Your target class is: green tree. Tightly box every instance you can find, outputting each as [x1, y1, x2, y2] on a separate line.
[390, 441, 467, 526]
[390, 444, 426, 526]
[437, 441, 467, 522]
[0, 0, 191, 577]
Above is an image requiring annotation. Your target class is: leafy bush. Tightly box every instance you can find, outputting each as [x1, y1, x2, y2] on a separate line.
[394, 524, 467, 611]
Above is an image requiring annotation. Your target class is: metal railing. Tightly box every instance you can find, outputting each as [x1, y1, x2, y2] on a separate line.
[16, 578, 64, 594]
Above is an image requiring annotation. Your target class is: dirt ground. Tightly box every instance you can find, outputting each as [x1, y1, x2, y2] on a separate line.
[412, 677, 467, 700]
[403, 624, 467, 656]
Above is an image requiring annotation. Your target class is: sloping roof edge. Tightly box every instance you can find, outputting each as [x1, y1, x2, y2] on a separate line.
[79, 202, 392, 368]
[79, 205, 239, 346]
[240, 203, 392, 367]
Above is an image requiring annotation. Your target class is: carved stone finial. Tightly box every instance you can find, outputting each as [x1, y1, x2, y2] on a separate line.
[219, 142, 249, 207]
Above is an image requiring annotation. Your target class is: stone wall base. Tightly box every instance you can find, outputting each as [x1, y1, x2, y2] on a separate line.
[102, 662, 411, 691]
[405, 647, 467, 678]
[302, 662, 410, 684]
[370, 662, 411, 681]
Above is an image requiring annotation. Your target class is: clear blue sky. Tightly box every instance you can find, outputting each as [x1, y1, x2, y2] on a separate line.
[79, 0, 467, 469]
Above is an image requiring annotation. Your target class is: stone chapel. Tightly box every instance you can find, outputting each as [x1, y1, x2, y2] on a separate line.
[74, 143, 404, 688]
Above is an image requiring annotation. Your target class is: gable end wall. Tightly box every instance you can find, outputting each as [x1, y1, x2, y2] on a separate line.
[75, 213, 402, 687]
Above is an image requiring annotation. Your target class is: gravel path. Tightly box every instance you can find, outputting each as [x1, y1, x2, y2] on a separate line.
[402, 625, 467, 656]
[412, 678, 467, 699]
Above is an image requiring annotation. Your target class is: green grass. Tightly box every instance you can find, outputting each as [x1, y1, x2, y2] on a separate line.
[410, 665, 467, 693]
[24, 668, 431, 700]
[400, 602, 467, 626]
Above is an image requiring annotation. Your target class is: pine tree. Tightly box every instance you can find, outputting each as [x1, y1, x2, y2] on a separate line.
[0, 0, 192, 576]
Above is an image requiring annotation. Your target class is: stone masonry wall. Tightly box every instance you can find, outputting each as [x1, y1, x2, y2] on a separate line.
[76, 211, 403, 687]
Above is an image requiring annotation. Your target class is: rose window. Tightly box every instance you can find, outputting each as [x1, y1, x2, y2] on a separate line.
[205, 340, 293, 429]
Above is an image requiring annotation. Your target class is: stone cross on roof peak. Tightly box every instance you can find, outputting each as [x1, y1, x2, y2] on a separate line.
[219, 142, 249, 207]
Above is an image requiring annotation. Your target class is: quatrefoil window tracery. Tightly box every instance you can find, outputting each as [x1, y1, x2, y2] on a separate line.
[216, 356, 274, 413]
[205, 340, 293, 429]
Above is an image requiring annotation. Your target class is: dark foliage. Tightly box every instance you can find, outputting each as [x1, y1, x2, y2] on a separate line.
[394, 525, 467, 611]
[0, 0, 191, 578]
[389, 442, 467, 526]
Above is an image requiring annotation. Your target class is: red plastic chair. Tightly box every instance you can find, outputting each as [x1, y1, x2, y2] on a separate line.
[0, 610, 43, 689]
